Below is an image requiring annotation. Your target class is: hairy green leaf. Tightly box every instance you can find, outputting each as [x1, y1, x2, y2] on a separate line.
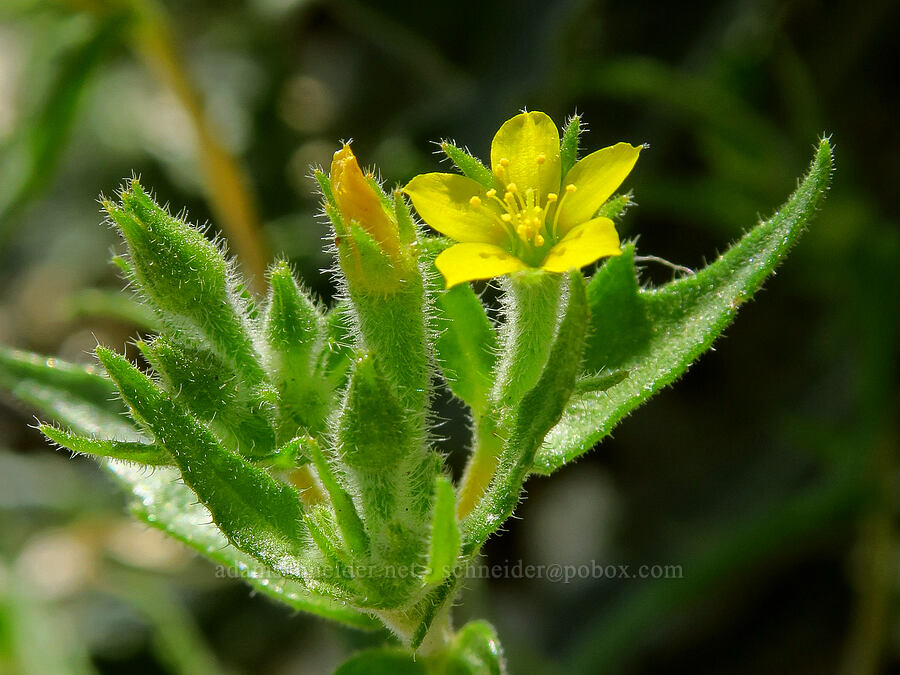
[41, 425, 170, 465]
[106, 181, 266, 385]
[96, 347, 317, 584]
[533, 138, 833, 474]
[138, 335, 276, 458]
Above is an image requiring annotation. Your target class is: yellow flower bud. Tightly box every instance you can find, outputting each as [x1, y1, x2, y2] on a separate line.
[330, 144, 399, 256]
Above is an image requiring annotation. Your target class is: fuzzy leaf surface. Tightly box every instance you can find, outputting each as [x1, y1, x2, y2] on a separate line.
[96, 347, 315, 583]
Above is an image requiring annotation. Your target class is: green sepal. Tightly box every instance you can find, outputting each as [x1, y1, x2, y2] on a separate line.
[95, 346, 315, 582]
[440, 141, 495, 189]
[0, 345, 138, 439]
[264, 261, 330, 438]
[443, 620, 506, 675]
[106, 180, 266, 385]
[597, 192, 634, 220]
[560, 114, 581, 177]
[424, 476, 461, 585]
[419, 238, 498, 417]
[306, 436, 370, 557]
[393, 189, 418, 245]
[138, 336, 276, 458]
[40, 425, 170, 465]
[314, 168, 336, 207]
[318, 301, 354, 390]
[462, 272, 588, 553]
[339, 353, 416, 471]
[533, 138, 834, 474]
[343, 223, 398, 290]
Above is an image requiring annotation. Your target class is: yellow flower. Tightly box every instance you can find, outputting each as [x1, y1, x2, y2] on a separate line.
[403, 111, 642, 287]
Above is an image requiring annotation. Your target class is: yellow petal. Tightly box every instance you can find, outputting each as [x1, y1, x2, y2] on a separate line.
[403, 173, 505, 244]
[556, 142, 642, 234]
[541, 217, 621, 273]
[436, 243, 529, 288]
[490, 111, 561, 200]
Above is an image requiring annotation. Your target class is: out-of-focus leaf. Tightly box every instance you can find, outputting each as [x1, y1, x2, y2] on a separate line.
[1, 566, 99, 675]
[0, 12, 126, 243]
[533, 139, 833, 475]
[0, 345, 139, 439]
[65, 288, 160, 332]
[106, 461, 380, 631]
[445, 620, 506, 675]
[334, 647, 426, 675]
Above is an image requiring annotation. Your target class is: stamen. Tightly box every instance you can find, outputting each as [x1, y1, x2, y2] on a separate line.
[469, 196, 482, 207]
[534, 234, 545, 247]
[486, 188, 497, 198]
[550, 184, 578, 238]
[546, 193, 558, 203]
[536, 153, 546, 164]
[506, 183, 517, 194]
[501, 214, 512, 222]
[499, 158, 510, 167]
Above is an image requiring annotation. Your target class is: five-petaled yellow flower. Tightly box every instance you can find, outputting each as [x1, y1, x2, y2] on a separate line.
[403, 111, 642, 287]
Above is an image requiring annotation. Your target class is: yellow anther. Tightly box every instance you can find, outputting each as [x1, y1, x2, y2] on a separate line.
[536, 153, 546, 164]
[486, 188, 497, 198]
[504, 192, 516, 203]
[534, 234, 545, 247]
[565, 183, 577, 193]
[501, 213, 512, 222]
[546, 193, 558, 203]
[469, 196, 482, 207]
[506, 183, 518, 193]
[499, 158, 510, 167]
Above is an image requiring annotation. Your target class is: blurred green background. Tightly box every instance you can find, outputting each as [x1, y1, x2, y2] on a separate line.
[0, 0, 898, 673]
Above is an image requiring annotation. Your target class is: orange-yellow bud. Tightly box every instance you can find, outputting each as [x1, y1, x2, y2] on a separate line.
[330, 144, 399, 255]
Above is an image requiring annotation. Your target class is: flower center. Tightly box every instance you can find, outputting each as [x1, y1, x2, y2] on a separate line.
[469, 156, 576, 265]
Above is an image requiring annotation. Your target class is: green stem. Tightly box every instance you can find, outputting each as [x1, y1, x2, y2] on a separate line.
[457, 271, 562, 518]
